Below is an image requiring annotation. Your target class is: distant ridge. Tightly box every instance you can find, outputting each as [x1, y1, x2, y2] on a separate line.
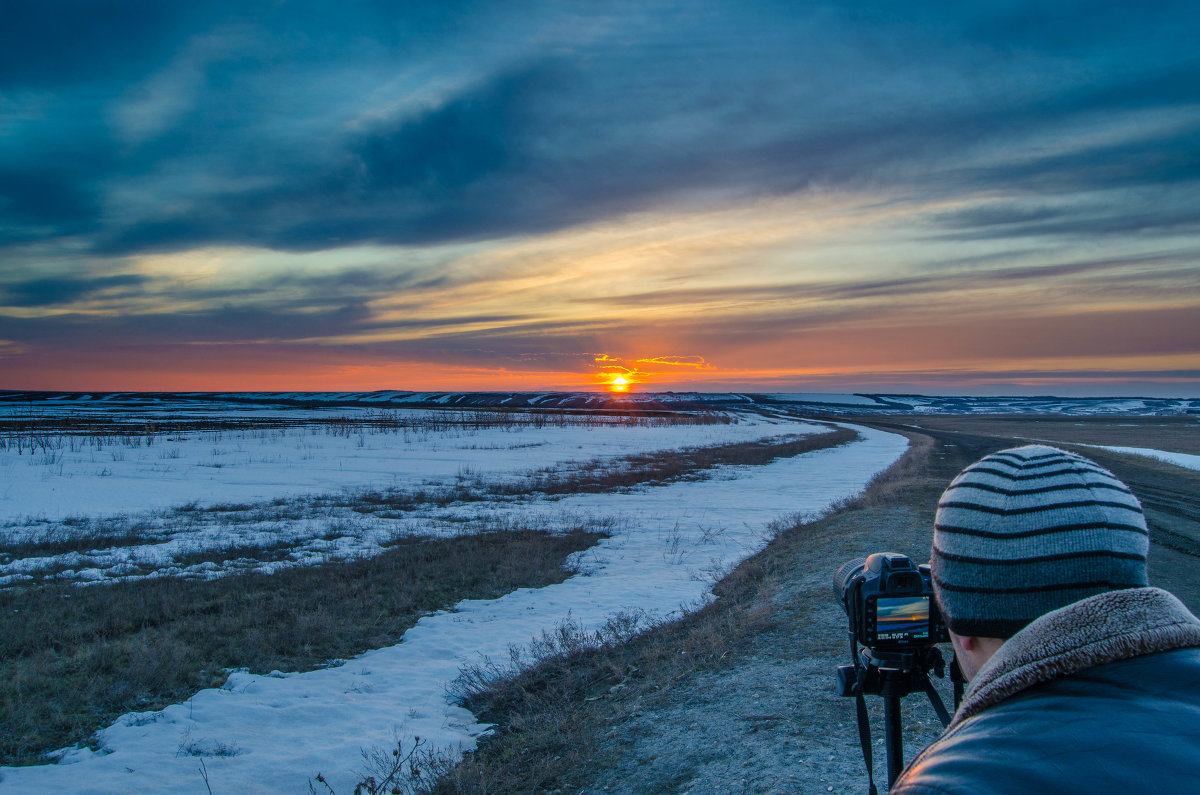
[0, 390, 1196, 416]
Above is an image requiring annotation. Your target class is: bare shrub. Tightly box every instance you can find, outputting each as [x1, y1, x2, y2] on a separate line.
[177, 729, 241, 758]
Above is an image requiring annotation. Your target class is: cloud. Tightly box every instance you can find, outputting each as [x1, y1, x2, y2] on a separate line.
[99, 59, 1200, 255]
[0, 298, 542, 351]
[0, 2, 1193, 260]
[932, 204, 1069, 230]
[352, 64, 558, 199]
[142, 264, 455, 311]
[2, 274, 149, 307]
[0, 0, 189, 89]
[0, 167, 99, 237]
[113, 29, 254, 145]
[963, 123, 1200, 196]
[636, 355, 712, 369]
[578, 251, 1200, 312]
[0, 339, 30, 357]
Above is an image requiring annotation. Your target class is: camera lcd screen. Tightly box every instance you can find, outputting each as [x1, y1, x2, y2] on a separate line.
[874, 595, 930, 642]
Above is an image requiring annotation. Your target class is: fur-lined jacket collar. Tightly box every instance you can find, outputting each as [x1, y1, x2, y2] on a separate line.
[952, 586, 1200, 728]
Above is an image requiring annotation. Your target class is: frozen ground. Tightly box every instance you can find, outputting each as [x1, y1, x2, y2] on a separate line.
[0, 407, 770, 523]
[0, 408, 907, 793]
[0, 405, 816, 586]
[9, 395, 1190, 792]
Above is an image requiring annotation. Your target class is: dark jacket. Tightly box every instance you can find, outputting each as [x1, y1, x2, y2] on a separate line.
[890, 587, 1200, 794]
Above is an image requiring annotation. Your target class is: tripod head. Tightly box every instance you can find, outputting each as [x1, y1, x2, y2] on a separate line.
[837, 645, 947, 699]
[835, 634, 961, 793]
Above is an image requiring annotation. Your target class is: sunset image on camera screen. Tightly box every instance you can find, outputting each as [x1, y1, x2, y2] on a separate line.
[876, 597, 930, 640]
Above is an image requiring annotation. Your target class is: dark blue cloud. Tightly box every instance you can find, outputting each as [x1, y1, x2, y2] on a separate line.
[0, 1, 187, 88]
[352, 64, 556, 198]
[0, 168, 99, 229]
[3, 2, 1200, 259]
[932, 208, 1200, 241]
[2, 274, 148, 307]
[965, 123, 1200, 194]
[962, 0, 1194, 57]
[91, 60, 583, 253]
[0, 301, 532, 346]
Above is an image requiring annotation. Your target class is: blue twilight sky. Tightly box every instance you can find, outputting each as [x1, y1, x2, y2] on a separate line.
[1, 1, 1198, 394]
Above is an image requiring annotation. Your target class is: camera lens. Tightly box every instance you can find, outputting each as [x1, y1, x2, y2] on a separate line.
[833, 557, 867, 602]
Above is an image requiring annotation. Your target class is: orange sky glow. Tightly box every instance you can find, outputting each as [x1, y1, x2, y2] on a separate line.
[1, 4, 1198, 397]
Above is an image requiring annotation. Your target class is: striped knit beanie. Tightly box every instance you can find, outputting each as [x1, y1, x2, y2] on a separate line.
[932, 445, 1148, 638]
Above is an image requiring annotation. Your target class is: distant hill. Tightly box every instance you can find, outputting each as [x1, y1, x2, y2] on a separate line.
[1, 390, 1196, 416]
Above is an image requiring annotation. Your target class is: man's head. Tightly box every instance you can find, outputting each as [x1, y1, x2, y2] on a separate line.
[931, 445, 1149, 641]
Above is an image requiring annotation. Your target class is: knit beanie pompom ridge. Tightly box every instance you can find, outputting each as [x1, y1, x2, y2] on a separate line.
[931, 445, 1149, 638]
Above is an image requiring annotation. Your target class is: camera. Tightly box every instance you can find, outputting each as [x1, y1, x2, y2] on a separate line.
[834, 552, 949, 650]
[832, 552, 960, 789]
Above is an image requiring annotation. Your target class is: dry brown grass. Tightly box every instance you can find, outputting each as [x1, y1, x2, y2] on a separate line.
[345, 428, 857, 515]
[0, 407, 726, 441]
[0, 527, 605, 766]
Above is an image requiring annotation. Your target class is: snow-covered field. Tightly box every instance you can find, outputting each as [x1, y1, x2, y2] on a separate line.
[0, 396, 910, 792]
[1, 407, 765, 523]
[0, 405, 808, 587]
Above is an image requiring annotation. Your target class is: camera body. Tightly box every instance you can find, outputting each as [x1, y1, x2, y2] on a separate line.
[834, 552, 950, 651]
[833, 553, 960, 788]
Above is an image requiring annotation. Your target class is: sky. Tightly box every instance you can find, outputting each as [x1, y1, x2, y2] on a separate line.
[1, 1, 1198, 396]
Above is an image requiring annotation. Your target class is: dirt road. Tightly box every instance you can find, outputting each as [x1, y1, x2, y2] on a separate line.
[580, 420, 1200, 794]
[438, 417, 1200, 794]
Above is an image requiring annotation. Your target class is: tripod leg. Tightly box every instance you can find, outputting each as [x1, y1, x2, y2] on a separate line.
[883, 693, 904, 786]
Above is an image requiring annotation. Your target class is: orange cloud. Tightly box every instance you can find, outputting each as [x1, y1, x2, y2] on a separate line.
[587, 352, 721, 391]
[636, 355, 713, 369]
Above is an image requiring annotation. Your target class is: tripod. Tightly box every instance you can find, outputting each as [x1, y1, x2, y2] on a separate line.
[836, 644, 964, 793]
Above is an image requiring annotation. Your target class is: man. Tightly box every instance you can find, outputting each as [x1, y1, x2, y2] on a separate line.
[891, 445, 1200, 794]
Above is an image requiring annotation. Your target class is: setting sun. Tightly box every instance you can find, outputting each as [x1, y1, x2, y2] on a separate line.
[609, 375, 630, 392]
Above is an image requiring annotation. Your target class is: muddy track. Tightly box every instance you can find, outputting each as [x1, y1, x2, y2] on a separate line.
[1074, 450, 1200, 564]
[1134, 484, 1200, 525]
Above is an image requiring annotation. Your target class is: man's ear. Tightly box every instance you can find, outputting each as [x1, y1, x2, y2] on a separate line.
[955, 634, 981, 652]
[948, 632, 1006, 681]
